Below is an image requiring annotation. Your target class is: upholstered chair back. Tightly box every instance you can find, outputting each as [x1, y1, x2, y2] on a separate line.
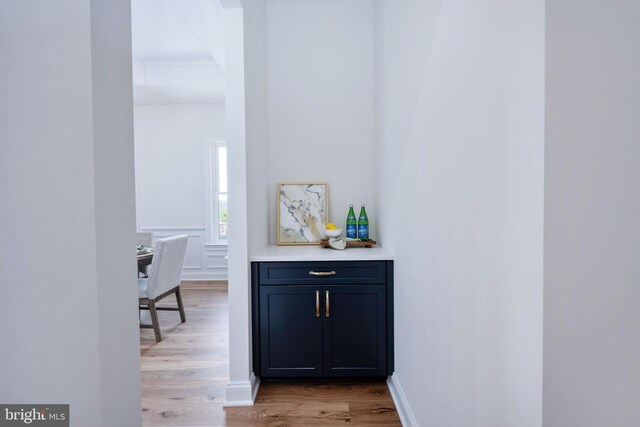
[146, 235, 188, 299]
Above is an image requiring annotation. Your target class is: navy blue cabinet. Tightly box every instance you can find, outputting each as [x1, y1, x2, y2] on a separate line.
[252, 260, 394, 380]
[323, 285, 387, 377]
[259, 285, 322, 377]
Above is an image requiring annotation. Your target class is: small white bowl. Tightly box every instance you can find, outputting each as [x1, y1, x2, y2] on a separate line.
[325, 228, 343, 239]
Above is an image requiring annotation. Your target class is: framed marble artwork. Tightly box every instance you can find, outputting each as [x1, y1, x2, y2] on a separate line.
[277, 183, 329, 245]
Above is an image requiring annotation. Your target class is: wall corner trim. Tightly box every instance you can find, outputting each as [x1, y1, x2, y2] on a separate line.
[387, 374, 418, 427]
[223, 373, 260, 407]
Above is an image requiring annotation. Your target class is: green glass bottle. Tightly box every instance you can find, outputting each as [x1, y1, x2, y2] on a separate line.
[357, 204, 369, 239]
[346, 204, 357, 238]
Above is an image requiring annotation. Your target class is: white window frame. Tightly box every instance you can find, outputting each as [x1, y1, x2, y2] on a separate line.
[205, 138, 228, 246]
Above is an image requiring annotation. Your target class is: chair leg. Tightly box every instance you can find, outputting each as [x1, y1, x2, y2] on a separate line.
[148, 300, 162, 342]
[176, 286, 187, 323]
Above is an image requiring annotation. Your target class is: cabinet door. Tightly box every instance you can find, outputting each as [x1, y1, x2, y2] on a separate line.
[259, 285, 322, 377]
[323, 285, 387, 377]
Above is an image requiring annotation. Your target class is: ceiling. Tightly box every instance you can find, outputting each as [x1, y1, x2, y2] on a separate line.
[131, 0, 226, 104]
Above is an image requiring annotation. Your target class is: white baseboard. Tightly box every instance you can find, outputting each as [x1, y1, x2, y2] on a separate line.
[223, 373, 260, 407]
[388, 374, 418, 427]
[181, 270, 228, 281]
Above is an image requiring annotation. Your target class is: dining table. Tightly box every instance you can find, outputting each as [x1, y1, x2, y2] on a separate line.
[137, 251, 153, 276]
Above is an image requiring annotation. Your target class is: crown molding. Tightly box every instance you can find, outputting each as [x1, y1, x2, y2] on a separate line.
[133, 58, 224, 81]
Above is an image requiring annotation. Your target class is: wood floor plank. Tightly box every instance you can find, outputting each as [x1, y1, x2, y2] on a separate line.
[225, 403, 351, 426]
[254, 381, 392, 404]
[140, 366, 219, 382]
[142, 380, 228, 404]
[142, 403, 227, 427]
[348, 401, 402, 425]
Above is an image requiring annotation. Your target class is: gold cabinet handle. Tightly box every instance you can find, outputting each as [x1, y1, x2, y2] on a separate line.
[309, 271, 336, 276]
[325, 290, 330, 317]
[315, 290, 320, 317]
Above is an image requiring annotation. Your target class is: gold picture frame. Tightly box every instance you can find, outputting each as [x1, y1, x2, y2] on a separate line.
[277, 182, 329, 245]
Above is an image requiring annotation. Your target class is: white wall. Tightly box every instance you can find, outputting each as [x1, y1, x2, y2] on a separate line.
[544, 2, 640, 426]
[244, 0, 270, 258]
[225, 0, 267, 406]
[241, 0, 270, 402]
[134, 103, 228, 279]
[375, 1, 544, 426]
[0, 1, 141, 426]
[267, 0, 376, 242]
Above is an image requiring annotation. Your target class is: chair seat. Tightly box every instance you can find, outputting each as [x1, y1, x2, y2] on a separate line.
[138, 278, 149, 299]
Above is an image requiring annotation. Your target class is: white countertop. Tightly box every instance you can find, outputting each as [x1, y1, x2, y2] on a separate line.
[251, 245, 393, 262]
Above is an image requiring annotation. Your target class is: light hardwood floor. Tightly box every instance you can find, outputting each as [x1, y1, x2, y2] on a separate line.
[140, 281, 401, 426]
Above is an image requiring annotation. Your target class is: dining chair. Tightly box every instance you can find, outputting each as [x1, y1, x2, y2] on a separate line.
[138, 235, 188, 342]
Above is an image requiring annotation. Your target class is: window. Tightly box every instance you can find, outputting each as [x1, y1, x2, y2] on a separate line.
[209, 140, 228, 244]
